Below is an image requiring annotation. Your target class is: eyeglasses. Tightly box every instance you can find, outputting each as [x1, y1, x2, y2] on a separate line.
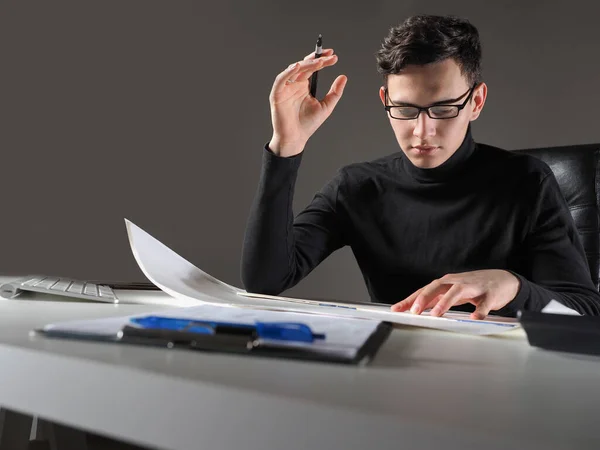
[384, 84, 477, 120]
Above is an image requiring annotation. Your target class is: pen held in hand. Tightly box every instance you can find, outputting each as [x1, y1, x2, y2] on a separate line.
[309, 34, 323, 98]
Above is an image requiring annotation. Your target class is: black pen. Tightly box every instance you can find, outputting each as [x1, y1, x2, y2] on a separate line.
[309, 34, 323, 98]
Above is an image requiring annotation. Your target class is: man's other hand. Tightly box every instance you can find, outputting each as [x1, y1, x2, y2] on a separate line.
[390, 270, 520, 320]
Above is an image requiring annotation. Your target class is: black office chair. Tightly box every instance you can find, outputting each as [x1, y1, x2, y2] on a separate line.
[516, 144, 600, 290]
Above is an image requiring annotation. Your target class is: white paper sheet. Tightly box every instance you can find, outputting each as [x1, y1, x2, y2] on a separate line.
[541, 299, 581, 316]
[41, 303, 382, 360]
[124, 219, 520, 336]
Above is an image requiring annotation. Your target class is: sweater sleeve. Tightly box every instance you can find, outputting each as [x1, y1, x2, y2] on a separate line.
[507, 172, 600, 315]
[240, 144, 346, 295]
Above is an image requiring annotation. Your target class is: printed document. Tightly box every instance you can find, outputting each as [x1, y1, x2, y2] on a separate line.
[124, 219, 520, 336]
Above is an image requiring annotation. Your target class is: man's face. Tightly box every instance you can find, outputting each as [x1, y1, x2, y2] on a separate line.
[379, 58, 487, 169]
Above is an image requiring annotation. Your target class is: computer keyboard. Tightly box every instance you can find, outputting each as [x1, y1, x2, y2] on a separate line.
[0, 276, 118, 303]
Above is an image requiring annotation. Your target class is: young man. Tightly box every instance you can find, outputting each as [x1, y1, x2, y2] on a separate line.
[241, 15, 600, 319]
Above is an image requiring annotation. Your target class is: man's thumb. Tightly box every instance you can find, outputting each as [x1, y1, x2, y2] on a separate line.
[321, 75, 347, 112]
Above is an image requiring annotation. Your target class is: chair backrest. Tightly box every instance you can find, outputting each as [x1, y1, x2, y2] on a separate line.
[516, 144, 600, 290]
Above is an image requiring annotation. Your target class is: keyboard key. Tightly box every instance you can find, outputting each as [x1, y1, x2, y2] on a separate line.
[21, 277, 44, 287]
[50, 280, 72, 291]
[84, 283, 98, 296]
[67, 281, 85, 294]
[35, 278, 60, 290]
[98, 285, 116, 299]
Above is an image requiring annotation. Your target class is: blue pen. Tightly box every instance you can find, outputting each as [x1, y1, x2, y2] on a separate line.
[129, 316, 326, 343]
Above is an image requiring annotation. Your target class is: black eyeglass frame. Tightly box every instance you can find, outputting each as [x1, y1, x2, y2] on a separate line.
[384, 84, 479, 120]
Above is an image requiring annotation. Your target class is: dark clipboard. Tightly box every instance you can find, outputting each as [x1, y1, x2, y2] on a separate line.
[37, 321, 393, 366]
[518, 311, 600, 356]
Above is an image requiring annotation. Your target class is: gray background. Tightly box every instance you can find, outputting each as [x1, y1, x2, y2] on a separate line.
[0, 0, 598, 302]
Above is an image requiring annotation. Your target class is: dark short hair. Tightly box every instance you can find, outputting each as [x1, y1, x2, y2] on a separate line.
[376, 15, 482, 87]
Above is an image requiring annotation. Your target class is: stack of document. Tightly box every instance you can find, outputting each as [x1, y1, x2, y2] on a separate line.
[120, 220, 520, 336]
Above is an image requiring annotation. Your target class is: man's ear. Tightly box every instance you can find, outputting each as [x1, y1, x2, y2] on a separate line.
[379, 86, 386, 105]
[470, 82, 488, 121]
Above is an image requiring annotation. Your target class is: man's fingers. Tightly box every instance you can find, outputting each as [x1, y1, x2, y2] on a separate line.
[303, 48, 334, 60]
[390, 287, 422, 312]
[273, 53, 338, 93]
[411, 281, 450, 314]
[429, 284, 464, 317]
[274, 61, 304, 89]
[392, 293, 447, 314]
[294, 54, 338, 82]
[273, 57, 326, 86]
[471, 301, 492, 320]
[320, 75, 347, 113]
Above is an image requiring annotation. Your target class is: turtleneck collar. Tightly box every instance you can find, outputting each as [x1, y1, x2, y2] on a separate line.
[398, 125, 477, 183]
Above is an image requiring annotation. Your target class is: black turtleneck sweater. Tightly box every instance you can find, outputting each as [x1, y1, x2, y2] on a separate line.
[241, 128, 600, 316]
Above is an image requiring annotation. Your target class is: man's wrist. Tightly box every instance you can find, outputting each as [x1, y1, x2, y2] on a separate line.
[268, 136, 305, 158]
[504, 270, 521, 302]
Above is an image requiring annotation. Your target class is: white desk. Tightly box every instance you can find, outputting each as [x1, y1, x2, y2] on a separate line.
[0, 278, 599, 450]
